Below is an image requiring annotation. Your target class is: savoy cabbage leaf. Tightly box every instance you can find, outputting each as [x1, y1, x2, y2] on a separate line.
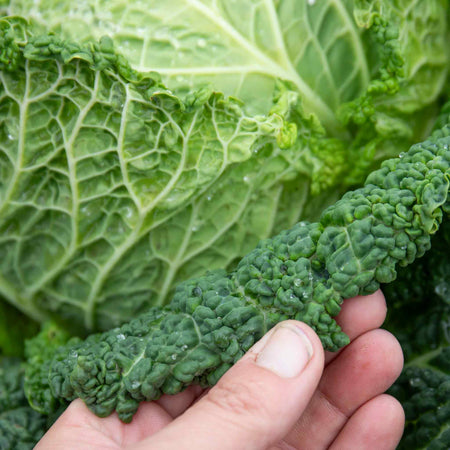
[0, 16, 347, 332]
[22, 117, 450, 423]
[0, 1, 448, 335]
[3, 0, 448, 157]
[0, 357, 53, 449]
[2, 0, 372, 132]
[384, 220, 450, 449]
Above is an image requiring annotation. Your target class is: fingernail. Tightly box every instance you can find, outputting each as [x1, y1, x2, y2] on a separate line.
[255, 324, 313, 378]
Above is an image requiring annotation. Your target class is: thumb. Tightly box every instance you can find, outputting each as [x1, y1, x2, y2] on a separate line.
[140, 320, 325, 450]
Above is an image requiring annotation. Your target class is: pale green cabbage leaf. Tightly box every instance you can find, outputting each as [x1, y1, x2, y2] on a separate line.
[0, 16, 345, 332]
[0, 0, 448, 333]
[3, 1, 448, 138]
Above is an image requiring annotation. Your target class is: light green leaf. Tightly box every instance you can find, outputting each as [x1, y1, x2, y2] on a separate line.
[5, 0, 447, 165]
[3, 0, 373, 134]
[0, 18, 329, 331]
[0, 1, 448, 332]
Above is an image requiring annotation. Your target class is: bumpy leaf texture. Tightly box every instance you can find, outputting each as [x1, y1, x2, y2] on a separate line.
[24, 322, 72, 415]
[3, 0, 448, 166]
[25, 124, 450, 422]
[0, 1, 448, 334]
[384, 221, 450, 449]
[0, 16, 335, 332]
[0, 357, 53, 449]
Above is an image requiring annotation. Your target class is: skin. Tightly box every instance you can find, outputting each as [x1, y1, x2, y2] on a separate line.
[36, 290, 405, 450]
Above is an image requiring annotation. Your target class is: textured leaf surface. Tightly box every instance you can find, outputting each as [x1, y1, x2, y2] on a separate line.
[0, 17, 339, 331]
[0, 2, 448, 332]
[4, 0, 449, 141]
[385, 221, 450, 449]
[3, 0, 372, 133]
[0, 357, 50, 449]
[26, 124, 450, 422]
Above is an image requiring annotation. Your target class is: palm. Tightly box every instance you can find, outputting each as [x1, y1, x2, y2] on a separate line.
[37, 291, 403, 449]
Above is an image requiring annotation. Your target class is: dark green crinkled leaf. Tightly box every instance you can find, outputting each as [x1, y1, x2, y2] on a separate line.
[0, 16, 359, 333]
[24, 122, 450, 423]
[24, 322, 73, 414]
[384, 221, 450, 449]
[0, 1, 448, 336]
[0, 357, 57, 450]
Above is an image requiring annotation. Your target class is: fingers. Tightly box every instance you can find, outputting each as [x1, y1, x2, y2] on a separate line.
[329, 394, 405, 450]
[276, 395, 404, 450]
[281, 329, 403, 449]
[117, 401, 173, 443]
[37, 398, 174, 448]
[156, 385, 204, 418]
[325, 290, 387, 364]
[320, 330, 403, 415]
[34, 399, 124, 449]
[130, 321, 325, 450]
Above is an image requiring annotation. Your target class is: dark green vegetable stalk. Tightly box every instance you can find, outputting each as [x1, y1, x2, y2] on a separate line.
[26, 125, 450, 423]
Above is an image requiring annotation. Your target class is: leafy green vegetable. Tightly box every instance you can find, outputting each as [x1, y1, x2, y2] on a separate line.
[5, 0, 448, 170]
[0, 16, 335, 332]
[0, 0, 448, 337]
[25, 124, 450, 422]
[0, 357, 55, 449]
[4, 0, 447, 135]
[384, 221, 450, 449]
[1, 1, 450, 442]
[24, 322, 72, 415]
[0, 299, 38, 356]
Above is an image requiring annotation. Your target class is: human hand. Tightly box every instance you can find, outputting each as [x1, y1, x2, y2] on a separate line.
[36, 290, 404, 450]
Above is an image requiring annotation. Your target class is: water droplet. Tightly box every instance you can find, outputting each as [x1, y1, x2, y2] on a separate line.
[6, 133, 13, 140]
[193, 286, 202, 297]
[117, 333, 126, 341]
[131, 381, 141, 389]
[206, 195, 212, 201]
[153, 27, 169, 39]
[136, 27, 147, 35]
[435, 282, 449, 298]
[294, 278, 302, 287]
[399, 152, 405, 158]
[171, 353, 177, 360]
[308, 0, 316, 4]
[191, 225, 198, 232]
[181, 345, 188, 351]
[123, 206, 134, 219]
[243, 175, 250, 183]
[69, 350, 78, 358]
[197, 38, 207, 48]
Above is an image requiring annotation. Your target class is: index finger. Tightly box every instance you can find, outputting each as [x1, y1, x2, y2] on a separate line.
[325, 290, 387, 364]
